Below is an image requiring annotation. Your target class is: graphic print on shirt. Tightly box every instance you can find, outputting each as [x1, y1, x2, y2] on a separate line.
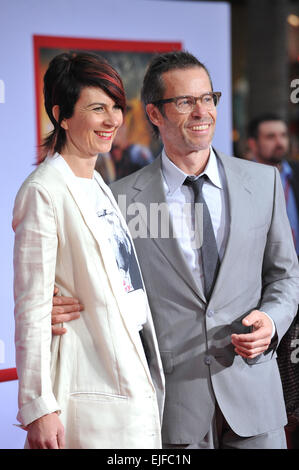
[97, 209, 144, 293]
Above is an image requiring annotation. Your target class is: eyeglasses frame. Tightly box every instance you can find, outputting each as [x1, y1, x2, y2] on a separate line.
[151, 91, 222, 113]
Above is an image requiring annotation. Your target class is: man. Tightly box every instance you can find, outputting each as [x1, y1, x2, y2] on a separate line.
[247, 114, 299, 448]
[247, 114, 299, 256]
[52, 52, 299, 448]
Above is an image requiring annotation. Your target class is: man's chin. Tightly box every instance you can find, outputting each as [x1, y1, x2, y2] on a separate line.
[258, 154, 287, 166]
[268, 155, 286, 165]
[268, 157, 285, 165]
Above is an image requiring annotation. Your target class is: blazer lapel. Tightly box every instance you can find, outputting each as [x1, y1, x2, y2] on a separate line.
[128, 151, 254, 307]
[48, 162, 154, 382]
[60, 169, 123, 292]
[131, 156, 206, 302]
[210, 150, 253, 304]
[93, 171, 160, 382]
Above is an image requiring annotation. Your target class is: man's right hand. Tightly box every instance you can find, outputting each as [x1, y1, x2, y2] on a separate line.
[52, 287, 83, 336]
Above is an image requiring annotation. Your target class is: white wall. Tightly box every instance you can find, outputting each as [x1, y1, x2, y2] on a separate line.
[0, 0, 231, 448]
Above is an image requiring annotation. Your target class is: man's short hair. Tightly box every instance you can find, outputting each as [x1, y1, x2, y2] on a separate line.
[141, 50, 213, 138]
[247, 114, 287, 139]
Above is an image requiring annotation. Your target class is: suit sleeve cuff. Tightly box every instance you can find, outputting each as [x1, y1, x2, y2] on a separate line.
[17, 393, 61, 427]
[260, 311, 276, 339]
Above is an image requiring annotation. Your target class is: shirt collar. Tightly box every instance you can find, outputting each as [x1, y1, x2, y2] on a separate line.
[161, 146, 223, 195]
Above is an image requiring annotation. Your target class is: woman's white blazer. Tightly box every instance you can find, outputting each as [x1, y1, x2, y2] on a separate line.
[12, 159, 165, 449]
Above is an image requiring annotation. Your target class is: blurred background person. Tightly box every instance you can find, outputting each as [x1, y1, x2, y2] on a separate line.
[247, 114, 299, 254]
[247, 113, 299, 448]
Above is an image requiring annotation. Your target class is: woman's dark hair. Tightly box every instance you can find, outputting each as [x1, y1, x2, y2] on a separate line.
[40, 51, 126, 162]
[141, 50, 213, 138]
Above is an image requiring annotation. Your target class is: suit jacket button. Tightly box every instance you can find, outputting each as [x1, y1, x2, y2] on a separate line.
[204, 355, 212, 365]
[207, 309, 214, 317]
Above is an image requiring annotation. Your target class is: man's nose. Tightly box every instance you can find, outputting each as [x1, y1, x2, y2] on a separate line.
[191, 99, 207, 116]
[276, 136, 288, 148]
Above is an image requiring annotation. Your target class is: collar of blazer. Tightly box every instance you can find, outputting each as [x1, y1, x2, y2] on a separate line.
[42, 157, 156, 384]
[126, 148, 255, 306]
[45, 155, 123, 285]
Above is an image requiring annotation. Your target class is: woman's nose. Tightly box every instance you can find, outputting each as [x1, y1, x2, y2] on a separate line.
[103, 110, 122, 128]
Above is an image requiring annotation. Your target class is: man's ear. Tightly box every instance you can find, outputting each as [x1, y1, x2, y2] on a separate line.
[52, 105, 68, 130]
[247, 137, 258, 155]
[146, 103, 163, 127]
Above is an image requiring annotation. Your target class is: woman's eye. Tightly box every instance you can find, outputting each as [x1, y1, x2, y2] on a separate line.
[94, 106, 104, 112]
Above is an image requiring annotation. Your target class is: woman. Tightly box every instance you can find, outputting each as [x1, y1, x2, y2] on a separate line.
[13, 52, 164, 449]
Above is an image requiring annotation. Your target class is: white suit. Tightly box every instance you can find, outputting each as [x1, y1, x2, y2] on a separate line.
[13, 156, 164, 449]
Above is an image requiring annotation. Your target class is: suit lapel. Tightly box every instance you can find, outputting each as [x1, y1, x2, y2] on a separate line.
[93, 171, 161, 382]
[47, 161, 154, 382]
[210, 150, 253, 304]
[128, 151, 255, 307]
[60, 168, 123, 293]
[131, 156, 206, 302]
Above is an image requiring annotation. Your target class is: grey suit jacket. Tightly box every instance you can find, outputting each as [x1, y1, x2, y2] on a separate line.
[111, 149, 299, 443]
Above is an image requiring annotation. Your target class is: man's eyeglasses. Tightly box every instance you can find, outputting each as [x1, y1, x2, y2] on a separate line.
[152, 92, 222, 114]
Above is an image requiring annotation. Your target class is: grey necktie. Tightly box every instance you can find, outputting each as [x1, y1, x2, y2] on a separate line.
[184, 175, 220, 300]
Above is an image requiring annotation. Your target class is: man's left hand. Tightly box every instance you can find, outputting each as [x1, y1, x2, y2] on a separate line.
[231, 310, 273, 359]
[52, 286, 83, 336]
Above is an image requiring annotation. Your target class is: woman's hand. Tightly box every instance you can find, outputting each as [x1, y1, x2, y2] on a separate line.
[27, 412, 65, 449]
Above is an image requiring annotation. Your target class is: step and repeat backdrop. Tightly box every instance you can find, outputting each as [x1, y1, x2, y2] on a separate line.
[0, 0, 231, 448]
